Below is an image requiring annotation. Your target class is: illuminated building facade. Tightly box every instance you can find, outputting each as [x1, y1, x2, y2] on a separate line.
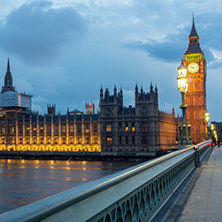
[0, 60, 176, 153]
[0, 60, 100, 152]
[0, 110, 100, 152]
[100, 85, 176, 153]
[182, 18, 207, 143]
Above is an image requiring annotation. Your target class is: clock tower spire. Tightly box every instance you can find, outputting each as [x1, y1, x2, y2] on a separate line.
[182, 17, 207, 144]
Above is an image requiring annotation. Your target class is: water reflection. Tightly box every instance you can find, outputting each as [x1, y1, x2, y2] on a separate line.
[0, 159, 136, 214]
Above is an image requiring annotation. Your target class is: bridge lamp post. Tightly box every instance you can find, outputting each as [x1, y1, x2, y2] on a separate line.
[205, 112, 210, 140]
[177, 62, 190, 145]
[211, 124, 215, 137]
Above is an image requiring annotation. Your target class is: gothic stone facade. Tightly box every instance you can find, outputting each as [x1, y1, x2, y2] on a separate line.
[99, 85, 176, 153]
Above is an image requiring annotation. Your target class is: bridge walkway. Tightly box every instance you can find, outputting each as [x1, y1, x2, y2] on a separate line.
[156, 146, 222, 222]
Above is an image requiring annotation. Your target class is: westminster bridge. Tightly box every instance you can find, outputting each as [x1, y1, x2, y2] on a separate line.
[1, 140, 221, 222]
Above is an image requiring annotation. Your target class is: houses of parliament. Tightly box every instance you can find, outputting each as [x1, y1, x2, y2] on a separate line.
[0, 19, 207, 153]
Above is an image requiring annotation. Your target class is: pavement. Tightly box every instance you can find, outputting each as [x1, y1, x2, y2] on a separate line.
[155, 146, 222, 222]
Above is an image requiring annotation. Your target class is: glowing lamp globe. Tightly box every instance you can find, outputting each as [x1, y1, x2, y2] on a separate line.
[177, 62, 188, 93]
[205, 112, 210, 123]
[177, 62, 187, 77]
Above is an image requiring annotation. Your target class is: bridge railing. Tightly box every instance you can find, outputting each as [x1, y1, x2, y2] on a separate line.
[0, 141, 212, 222]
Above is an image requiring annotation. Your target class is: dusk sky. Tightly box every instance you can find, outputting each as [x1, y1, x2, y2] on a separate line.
[0, 0, 221, 122]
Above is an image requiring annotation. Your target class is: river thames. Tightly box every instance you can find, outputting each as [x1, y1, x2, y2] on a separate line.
[0, 159, 137, 214]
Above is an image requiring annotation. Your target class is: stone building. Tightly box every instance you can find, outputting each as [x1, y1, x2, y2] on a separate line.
[182, 18, 207, 143]
[99, 84, 176, 154]
[0, 60, 100, 152]
[0, 60, 176, 153]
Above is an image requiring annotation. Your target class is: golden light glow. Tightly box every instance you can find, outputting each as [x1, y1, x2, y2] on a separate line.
[205, 112, 210, 122]
[106, 125, 112, 132]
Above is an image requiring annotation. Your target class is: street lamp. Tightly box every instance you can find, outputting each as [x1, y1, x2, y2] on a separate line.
[211, 124, 215, 137]
[205, 112, 210, 140]
[177, 61, 191, 145]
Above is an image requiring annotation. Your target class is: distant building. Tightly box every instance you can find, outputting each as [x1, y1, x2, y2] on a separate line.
[47, 104, 56, 115]
[0, 59, 32, 110]
[85, 102, 95, 114]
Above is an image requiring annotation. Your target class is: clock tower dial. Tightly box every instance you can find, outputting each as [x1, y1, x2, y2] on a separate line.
[188, 62, 199, 73]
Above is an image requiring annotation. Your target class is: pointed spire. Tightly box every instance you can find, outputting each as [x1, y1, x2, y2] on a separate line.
[140, 86, 143, 94]
[1, 58, 15, 93]
[114, 84, 117, 96]
[150, 82, 153, 92]
[189, 15, 198, 38]
[135, 83, 138, 92]
[7, 58, 10, 73]
[155, 84, 158, 94]
[185, 16, 203, 55]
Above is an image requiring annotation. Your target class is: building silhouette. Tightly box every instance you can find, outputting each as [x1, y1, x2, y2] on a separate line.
[182, 17, 207, 143]
[100, 85, 176, 153]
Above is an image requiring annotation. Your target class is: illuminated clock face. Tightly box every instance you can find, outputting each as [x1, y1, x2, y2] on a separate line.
[188, 62, 199, 73]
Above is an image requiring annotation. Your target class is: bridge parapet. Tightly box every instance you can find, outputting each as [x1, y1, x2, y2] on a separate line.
[0, 141, 211, 222]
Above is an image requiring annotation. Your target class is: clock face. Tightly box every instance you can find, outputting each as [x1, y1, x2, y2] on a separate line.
[188, 62, 199, 73]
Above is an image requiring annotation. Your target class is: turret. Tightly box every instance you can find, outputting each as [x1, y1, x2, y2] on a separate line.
[100, 86, 103, 100]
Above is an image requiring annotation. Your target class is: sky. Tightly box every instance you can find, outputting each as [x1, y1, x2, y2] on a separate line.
[0, 0, 221, 122]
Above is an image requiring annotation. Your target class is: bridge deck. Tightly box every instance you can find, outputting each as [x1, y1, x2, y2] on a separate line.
[157, 146, 222, 222]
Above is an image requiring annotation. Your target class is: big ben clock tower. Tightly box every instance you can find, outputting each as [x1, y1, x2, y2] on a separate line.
[182, 17, 206, 143]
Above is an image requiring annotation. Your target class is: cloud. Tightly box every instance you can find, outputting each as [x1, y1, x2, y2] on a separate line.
[123, 89, 134, 106]
[32, 104, 43, 113]
[33, 96, 48, 104]
[0, 0, 87, 65]
[124, 10, 222, 67]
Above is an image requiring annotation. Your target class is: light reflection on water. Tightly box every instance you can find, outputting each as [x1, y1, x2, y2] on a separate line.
[0, 159, 136, 214]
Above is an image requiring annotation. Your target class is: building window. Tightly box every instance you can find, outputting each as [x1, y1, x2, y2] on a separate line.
[106, 108, 111, 115]
[125, 136, 128, 144]
[85, 136, 90, 144]
[93, 125, 98, 133]
[77, 125, 82, 133]
[141, 136, 147, 145]
[142, 123, 147, 131]
[106, 124, 112, 132]
[62, 125, 66, 133]
[69, 125, 74, 133]
[85, 124, 90, 133]
[132, 122, 135, 131]
[93, 136, 98, 144]
[132, 136, 135, 145]
[78, 137, 81, 144]
[125, 122, 128, 132]
[143, 107, 147, 114]
[106, 137, 112, 145]
[119, 136, 122, 145]
[54, 125, 58, 134]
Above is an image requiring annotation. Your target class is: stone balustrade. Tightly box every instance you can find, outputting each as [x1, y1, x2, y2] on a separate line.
[0, 140, 211, 222]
